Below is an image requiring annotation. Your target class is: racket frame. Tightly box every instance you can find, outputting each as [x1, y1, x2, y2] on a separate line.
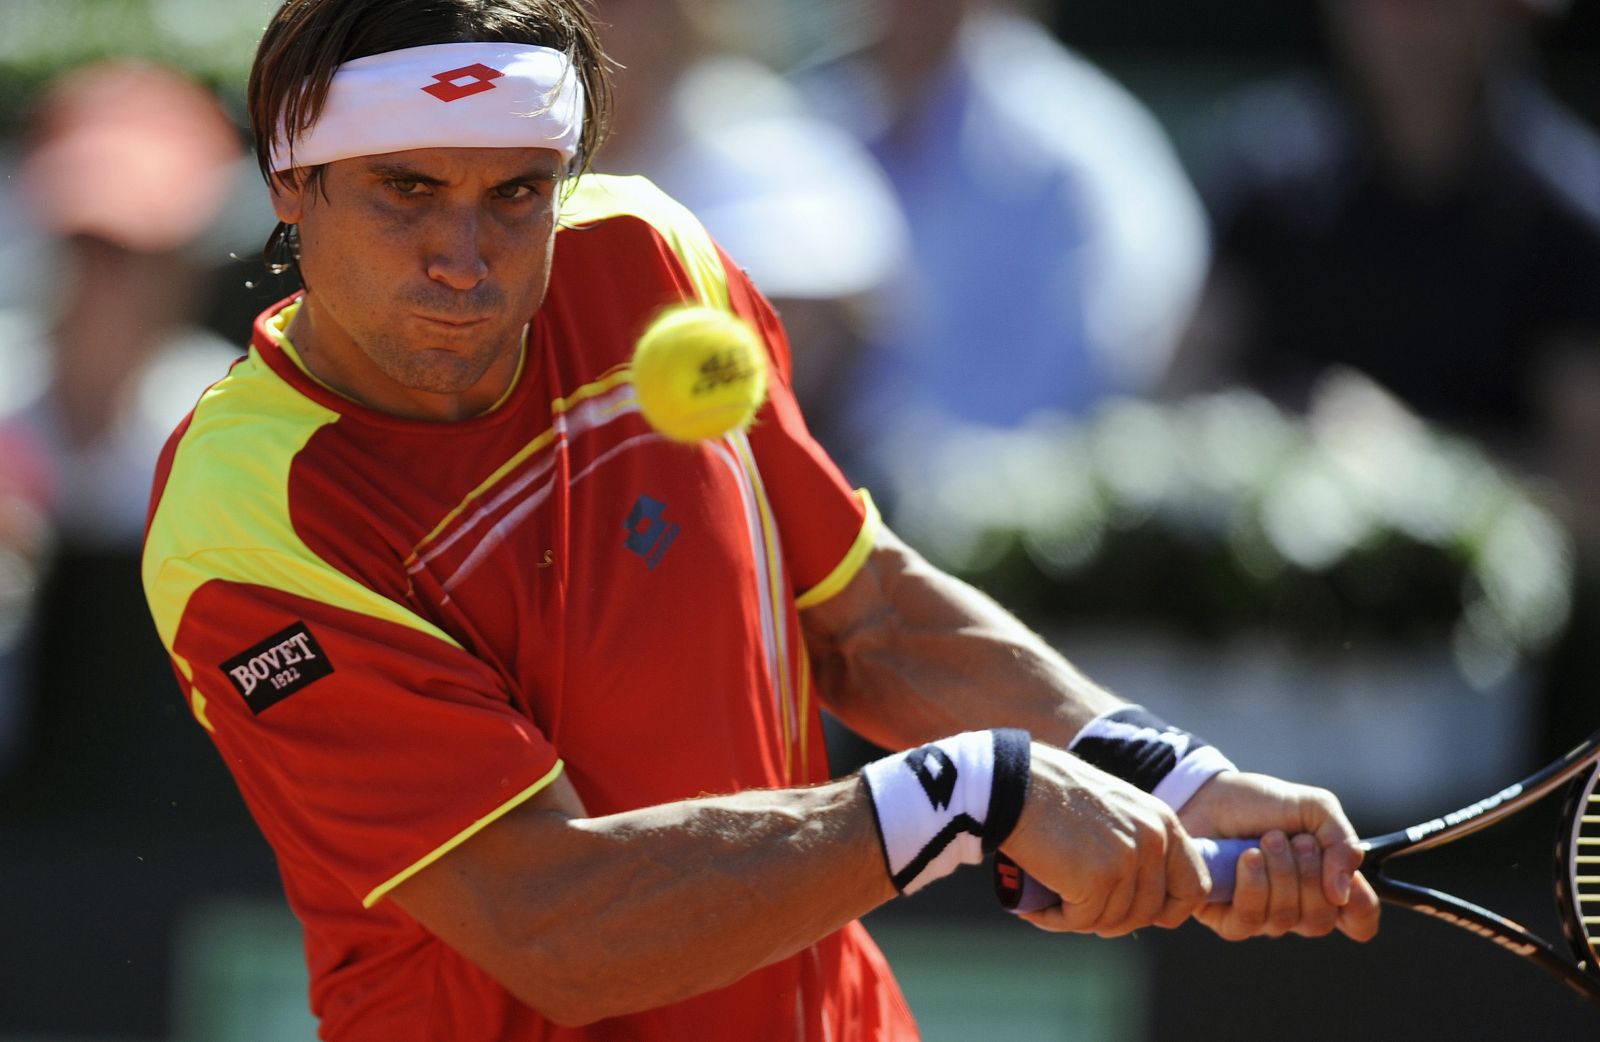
[1558, 761, 1600, 991]
[1358, 730, 1600, 1006]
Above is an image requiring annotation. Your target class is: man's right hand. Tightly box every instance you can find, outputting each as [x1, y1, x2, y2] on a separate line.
[998, 742, 1210, 937]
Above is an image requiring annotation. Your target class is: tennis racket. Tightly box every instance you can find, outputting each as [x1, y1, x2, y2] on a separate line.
[993, 728, 1600, 1007]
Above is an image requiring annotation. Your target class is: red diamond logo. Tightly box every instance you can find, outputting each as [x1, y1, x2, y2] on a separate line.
[421, 63, 505, 103]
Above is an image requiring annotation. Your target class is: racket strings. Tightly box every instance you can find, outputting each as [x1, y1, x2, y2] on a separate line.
[1568, 781, 1600, 950]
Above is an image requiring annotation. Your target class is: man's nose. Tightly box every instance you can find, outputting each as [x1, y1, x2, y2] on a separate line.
[425, 206, 490, 290]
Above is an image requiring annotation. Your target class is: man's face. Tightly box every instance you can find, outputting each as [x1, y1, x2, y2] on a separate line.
[271, 146, 563, 418]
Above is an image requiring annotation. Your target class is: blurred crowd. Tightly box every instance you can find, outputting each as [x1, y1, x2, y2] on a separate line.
[0, 56, 284, 1037]
[3, 0, 1599, 1037]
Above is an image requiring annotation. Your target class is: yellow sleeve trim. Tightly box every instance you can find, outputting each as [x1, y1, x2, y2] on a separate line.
[189, 687, 215, 733]
[558, 174, 731, 310]
[361, 759, 566, 909]
[795, 489, 881, 611]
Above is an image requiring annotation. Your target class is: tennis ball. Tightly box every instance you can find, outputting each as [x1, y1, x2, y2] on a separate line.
[631, 305, 769, 443]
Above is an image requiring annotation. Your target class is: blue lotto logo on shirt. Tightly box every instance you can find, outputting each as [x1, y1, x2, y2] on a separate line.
[624, 495, 680, 570]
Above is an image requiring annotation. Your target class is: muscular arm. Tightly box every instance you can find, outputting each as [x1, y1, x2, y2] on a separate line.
[391, 739, 1199, 1024]
[803, 523, 1380, 942]
[390, 770, 895, 1026]
[801, 523, 1117, 751]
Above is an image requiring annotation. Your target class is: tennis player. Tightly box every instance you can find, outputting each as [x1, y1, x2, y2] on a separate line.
[141, 1, 1380, 1038]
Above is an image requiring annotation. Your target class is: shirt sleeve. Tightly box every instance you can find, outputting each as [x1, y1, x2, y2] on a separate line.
[720, 250, 878, 604]
[159, 558, 563, 908]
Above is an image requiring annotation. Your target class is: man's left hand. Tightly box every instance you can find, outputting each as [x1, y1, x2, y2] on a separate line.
[1179, 772, 1380, 942]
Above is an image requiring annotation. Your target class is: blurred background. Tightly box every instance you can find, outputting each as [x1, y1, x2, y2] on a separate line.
[3, 0, 1600, 1038]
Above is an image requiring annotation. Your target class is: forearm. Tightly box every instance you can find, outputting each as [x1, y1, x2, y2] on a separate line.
[803, 525, 1121, 751]
[428, 776, 894, 1024]
[796, 528, 1379, 944]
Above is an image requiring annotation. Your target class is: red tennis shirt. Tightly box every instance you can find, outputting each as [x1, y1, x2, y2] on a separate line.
[142, 175, 916, 1041]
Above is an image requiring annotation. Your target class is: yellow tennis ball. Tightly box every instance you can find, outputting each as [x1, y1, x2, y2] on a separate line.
[631, 305, 770, 443]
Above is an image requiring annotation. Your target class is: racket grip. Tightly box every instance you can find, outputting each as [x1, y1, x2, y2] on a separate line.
[995, 838, 1259, 914]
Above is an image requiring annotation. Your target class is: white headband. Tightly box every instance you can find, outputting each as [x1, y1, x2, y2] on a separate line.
[269, 42, 584, 173]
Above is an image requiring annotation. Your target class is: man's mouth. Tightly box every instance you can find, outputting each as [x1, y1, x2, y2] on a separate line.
[412, 312, 492, 329]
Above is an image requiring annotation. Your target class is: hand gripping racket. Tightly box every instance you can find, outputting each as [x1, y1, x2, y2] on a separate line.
[994, 729, 1600, 1007]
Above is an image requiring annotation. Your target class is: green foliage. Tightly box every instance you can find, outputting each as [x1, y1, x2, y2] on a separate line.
[887, 373, 1575, 690]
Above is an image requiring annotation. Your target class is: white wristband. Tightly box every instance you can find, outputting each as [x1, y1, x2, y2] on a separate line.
[862, 729, 1031, 894]
[1151, 744, 1236, 811]
[1070, 705, 1235, 812]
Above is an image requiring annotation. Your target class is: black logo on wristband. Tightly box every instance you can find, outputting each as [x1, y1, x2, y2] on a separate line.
[905, 745, 959, 812]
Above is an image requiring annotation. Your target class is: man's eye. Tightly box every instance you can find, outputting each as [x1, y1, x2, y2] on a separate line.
[388, 179, 425, 195]
[495, 182, 536, 200]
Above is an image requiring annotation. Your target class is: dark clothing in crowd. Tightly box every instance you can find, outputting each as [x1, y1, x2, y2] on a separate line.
[1203, 76, 1600, 444]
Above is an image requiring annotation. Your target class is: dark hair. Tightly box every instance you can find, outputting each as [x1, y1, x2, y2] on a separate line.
[247, 0, 612, 271]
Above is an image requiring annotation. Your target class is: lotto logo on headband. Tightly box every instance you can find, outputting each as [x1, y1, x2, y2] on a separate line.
[422, 63, 505, 103]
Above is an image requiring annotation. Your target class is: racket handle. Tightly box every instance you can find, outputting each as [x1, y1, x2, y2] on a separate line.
[995, 838, 1259, 914]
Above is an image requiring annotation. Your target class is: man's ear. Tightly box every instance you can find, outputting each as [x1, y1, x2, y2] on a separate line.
[269, 173, 306, 224]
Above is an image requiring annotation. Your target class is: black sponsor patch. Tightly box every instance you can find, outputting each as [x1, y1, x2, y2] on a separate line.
[220, 622, 334, 714]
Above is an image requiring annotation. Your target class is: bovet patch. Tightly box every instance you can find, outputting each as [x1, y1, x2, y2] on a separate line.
[220, 622, 333, 714]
